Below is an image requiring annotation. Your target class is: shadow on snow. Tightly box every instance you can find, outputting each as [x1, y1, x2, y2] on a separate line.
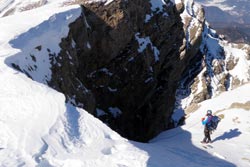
[213, 128, 241, 142]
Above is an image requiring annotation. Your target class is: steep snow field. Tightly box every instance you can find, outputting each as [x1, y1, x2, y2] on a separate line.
[0, 0, 250, 167]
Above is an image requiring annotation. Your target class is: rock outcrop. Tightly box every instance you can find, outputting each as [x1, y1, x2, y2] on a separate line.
[174, 24, 250, 122]
[49, 0, 205, 141]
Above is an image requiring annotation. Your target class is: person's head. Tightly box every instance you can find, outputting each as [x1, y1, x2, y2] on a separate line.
[207, 110, 212, 115]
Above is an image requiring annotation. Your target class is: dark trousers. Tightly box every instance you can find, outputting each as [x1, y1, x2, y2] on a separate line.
[203, 127, 211, 142]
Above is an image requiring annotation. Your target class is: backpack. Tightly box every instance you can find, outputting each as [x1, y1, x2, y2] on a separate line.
[207, 115, 221, 131]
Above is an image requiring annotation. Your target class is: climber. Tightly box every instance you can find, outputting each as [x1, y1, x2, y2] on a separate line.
[201, 110, 213, 143]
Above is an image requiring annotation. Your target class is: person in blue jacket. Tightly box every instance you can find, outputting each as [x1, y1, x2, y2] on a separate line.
[201, 110, 213, 143]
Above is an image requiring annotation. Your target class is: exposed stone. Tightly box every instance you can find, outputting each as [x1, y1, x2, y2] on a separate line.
[49, 0, 205, 142]
[226, 56, 238, 71]
[231, 77, 241, 89]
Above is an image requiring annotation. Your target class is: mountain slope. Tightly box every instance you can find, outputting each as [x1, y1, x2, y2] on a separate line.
[151, 83, 250, 167]
[195, 0, 250, 44]
[196, 0, 250, 24]
[0, 0, 250, 166]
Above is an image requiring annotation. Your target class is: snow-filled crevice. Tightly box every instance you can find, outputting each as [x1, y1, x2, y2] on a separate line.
[65, 103, 81, 141]
[200, 23, 226, 96]
[172, 51, 204, 125]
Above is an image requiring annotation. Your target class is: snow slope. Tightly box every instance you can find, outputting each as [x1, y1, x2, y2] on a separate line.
[0, 0, 250, 167]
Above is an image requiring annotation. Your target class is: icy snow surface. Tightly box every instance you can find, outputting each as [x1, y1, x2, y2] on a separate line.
[0, 0, 250, 167]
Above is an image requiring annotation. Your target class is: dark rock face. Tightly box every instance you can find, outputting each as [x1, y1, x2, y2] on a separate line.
[50, 0, 204, 142]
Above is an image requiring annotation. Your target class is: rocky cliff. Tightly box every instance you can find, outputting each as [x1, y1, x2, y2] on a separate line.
[173, 22, 250, 124]
[48, 0, 205, 142]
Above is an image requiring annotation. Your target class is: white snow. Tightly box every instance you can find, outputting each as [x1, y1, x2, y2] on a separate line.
[144, 14, 152, 23]
[146, 0, 169, 23]
[1, 0, 250, 167]
[135, 33, 160, 62]
[149, 0, 166, 12]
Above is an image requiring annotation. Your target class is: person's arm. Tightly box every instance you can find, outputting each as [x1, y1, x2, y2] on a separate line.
[202, 116, 209, 125]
